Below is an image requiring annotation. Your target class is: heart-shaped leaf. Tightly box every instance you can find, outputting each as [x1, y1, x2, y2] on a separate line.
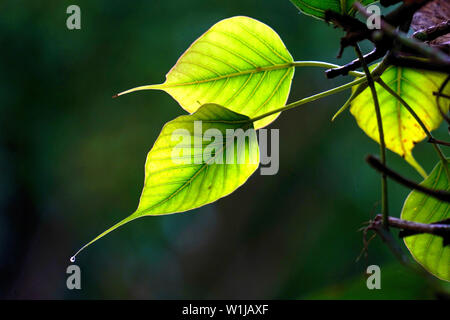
[289, 0, 378, 21]
[73, 104, 259, 258]
[350, 66, 450, 177]
[135, 103, 259, 216]
[401, 160, 450, 281]
[116, 16, 294, 129]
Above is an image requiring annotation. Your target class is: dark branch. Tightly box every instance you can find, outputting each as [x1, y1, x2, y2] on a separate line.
[323, 0, 440, 79]
[362, 215, 449, 280]
[387, 54, 450, 73]
[383, 0, 432, 27]
[413, 20, 450, 42]
[364, 215, 410, 265]
[325, 48, 386, 79]
[324, 10, 373, 59]
[379, 0, 402, 7]
[433, 92, 450, 100]
[366, 155, 450, 203]
[354, 2, 450, 64]
[373, 214, 450, 246]
[428, 137, 450, 147]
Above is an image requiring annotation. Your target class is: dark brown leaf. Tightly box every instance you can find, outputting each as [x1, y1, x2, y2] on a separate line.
[411, 0, 450, 45]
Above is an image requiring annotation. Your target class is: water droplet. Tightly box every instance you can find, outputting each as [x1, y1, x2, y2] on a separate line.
[70, 256, 76, 263]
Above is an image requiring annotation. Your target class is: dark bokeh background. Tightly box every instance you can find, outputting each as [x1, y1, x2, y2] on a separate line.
[1, 0, 449, 299]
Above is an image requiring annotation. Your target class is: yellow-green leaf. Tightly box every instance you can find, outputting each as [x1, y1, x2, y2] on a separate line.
[136, 104, 259, 216]
[72, 104, 259, 259]
[401, 160, 450, 281]
[289, 0, 377, 21]
[116, 16, 294, 129]
[350, 66, 450, 177]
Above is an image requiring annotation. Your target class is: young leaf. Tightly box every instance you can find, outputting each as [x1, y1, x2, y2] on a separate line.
[72, 104, 259, 258]
[401, 160, 450, 281]
[289, 0, 377, 20]
[116, 16, 294, 129]
[350, 66, 450, 177]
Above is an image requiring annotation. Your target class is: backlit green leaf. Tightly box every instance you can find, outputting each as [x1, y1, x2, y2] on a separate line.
[72, 104, 259, 258]
[116, 16, 294, 129]
[350, 66, 450, 177]
[401, 160, 450, 281]
[135, 103, 259, 216]
[289, 0, 377, 20]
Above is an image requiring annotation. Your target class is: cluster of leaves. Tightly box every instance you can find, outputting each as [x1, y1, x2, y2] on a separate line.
[74, 1, 450, 282]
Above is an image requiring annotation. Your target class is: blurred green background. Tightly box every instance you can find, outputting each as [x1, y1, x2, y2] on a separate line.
[1, 0, 449, 299]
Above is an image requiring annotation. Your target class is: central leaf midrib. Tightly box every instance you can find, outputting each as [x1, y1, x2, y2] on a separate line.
[163, 62, 294, 88]
[395, 67, 408, 157]
[340, 0, 347, 13]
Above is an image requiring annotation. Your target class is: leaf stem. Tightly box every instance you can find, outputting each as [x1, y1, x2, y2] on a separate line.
[249, 76, 367, 123]
[292, 61, 365, 77]
[331, 81, 368, 121]
[354, 44, 389, 229]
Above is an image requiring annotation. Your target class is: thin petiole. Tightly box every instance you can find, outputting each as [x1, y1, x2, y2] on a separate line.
[354, 44, 389, 230]
[292, 61, 365, 77]
[249, 76, 367, 123]
[331, 81, 368, 121]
